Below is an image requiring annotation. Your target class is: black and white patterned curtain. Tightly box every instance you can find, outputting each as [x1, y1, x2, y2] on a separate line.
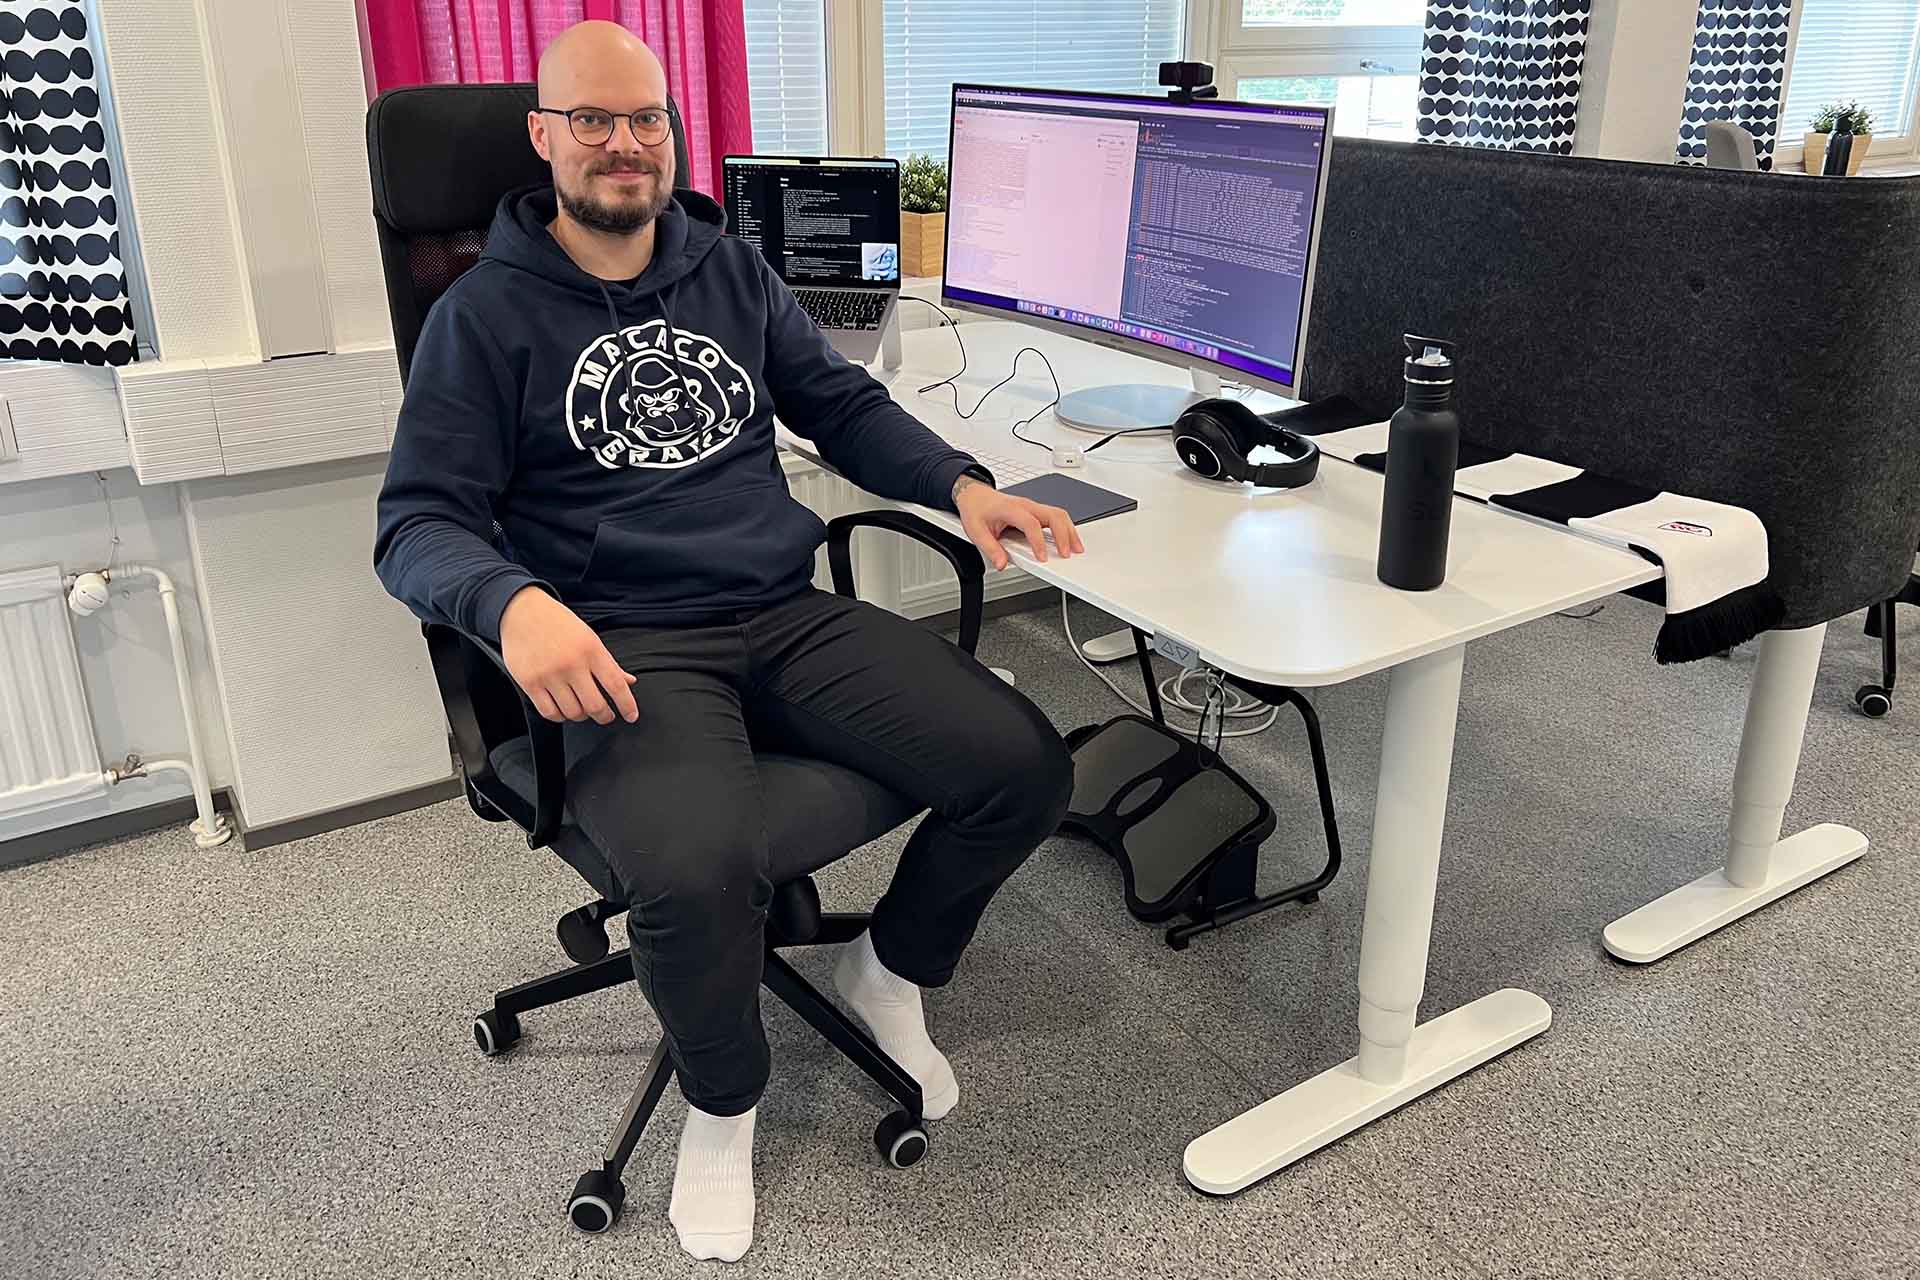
[1675, 0, 1795, 170]
[0, 1, 135, 366]
[1415, 1, 1593, 156]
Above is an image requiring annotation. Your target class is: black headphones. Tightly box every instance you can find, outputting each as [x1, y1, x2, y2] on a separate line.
[1172, 397, 1321, 488]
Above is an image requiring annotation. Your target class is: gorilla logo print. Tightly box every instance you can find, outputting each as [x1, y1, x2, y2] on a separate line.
[565, 321, 756, 469]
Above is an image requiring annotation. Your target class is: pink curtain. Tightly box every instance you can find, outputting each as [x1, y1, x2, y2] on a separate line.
[364, 0, 753, 196]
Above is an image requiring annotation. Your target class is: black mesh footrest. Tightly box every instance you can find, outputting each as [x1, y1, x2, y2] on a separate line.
[1059, 716, 1278, 924]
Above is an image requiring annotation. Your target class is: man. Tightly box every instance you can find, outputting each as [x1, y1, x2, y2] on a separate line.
[374, 20, 1081, 1264]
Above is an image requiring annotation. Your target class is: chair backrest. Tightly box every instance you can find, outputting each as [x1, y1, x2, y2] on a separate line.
[366, 83, 691, 836]
[365, 82, 691, 383]
[1704, 121, 1763, 172]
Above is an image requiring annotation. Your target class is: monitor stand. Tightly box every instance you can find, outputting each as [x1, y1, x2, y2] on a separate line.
[1055, 368, 1223, 433]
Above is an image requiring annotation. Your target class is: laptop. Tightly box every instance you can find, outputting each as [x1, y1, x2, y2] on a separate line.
[722, 155, 902, 365]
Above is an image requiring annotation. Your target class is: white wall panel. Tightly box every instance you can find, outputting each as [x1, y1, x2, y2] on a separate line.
[207, 351, 400, 476]
[93, 0, 255, 360]
[204, 0, 332, 358]
[0, 363, 128, 484]
[181, 456, 451, 828]
[118, 361, 221, 485]
[286, 0, 394, 352]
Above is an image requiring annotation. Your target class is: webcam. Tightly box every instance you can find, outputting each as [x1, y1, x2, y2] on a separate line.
[1158, 61, 1218, 102]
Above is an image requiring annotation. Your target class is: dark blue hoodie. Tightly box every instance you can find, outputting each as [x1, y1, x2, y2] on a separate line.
[375, 185, 984, 642]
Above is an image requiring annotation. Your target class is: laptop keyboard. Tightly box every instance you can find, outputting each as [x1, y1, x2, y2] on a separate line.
[796, 288, 890, 332]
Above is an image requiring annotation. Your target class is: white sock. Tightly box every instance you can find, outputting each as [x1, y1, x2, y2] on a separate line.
[833, 930, 960, 1121]
[668, 1104, 756, 1263]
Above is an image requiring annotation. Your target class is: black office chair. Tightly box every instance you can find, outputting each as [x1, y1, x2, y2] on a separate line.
[366, 83, 990, 1234]
[1857, 560, 1919, 717]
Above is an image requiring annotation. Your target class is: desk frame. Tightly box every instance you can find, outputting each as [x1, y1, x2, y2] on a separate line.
[783, 324, 1871, 1196]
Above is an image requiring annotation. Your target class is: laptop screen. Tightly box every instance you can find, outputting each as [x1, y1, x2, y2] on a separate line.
[722, 157, 901, 289]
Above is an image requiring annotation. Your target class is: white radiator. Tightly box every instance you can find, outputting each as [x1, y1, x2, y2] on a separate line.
[0, 566, 106, 820]
[778, 451, 1051, 617]
[783, 453, 869, 591]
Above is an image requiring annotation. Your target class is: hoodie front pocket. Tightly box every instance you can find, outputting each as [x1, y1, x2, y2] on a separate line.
[578, 483, 828, 604]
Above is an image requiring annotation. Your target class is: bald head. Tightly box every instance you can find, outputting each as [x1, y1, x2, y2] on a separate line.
[531, 20, 675, 239]
[536, 20, 664, 106]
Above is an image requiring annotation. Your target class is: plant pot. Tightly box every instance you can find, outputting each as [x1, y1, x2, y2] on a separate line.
[901, 211, 946, 279]
[1804, 131, 1870, 176]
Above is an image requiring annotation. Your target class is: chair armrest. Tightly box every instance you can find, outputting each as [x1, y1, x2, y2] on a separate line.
[423, 623, 566, 850]
[826, 511, 986, 655]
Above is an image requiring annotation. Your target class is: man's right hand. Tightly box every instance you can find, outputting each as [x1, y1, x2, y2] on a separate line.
[498, 586, 640, 725]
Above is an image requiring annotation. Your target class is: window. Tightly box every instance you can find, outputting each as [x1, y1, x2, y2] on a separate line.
[881, 1, 1185, 160]
[1781, 0, 1920, 159]
[742, 1, 1184, 160]
[1240, 0, 1423, 25]
[743, 0, 830, 155]
[1237, 73, 1416, 139]
[1207, 0, 1423, 140]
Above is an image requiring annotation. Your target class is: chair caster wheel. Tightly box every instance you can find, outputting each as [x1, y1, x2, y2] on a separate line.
[472, 1008, 521, 1056]
[875, 1110, 929, 1169]
[567, 1168, 624, 1233]
[1855, 685, 1893, 718]
[1164, 929, 1191, 951]
[1300, 892, 1320, 905]
[557, 906, 611, 963]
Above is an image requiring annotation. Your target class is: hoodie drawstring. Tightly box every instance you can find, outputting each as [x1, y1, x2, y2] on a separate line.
[657, 280, 694, 401]
[598, 279, 698, 436]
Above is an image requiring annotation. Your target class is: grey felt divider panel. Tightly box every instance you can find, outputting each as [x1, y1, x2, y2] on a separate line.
[1305, 139, 1920, 630]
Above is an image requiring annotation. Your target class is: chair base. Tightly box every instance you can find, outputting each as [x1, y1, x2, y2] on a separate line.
[1857, 572, 1918, 717]
[476, 909, 930, 1234]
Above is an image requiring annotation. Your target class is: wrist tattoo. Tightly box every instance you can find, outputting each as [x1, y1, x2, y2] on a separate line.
[952, 473, 987, 503]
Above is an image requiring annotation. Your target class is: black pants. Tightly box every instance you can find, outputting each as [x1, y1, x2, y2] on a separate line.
[564, 587, 1074, 1116]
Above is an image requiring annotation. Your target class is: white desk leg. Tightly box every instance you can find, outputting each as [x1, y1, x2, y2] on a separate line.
[1603, 624, 1868, 964]
[1183, 644, 1551, 1195]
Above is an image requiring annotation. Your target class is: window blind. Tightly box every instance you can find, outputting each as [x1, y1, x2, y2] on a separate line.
[882, 0, 1184, 160]
[743, 0, 829, 155]
[1782, 0, 1920, 140]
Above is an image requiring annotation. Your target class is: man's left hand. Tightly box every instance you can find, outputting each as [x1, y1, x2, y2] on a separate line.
[953, 475, 1084, 570]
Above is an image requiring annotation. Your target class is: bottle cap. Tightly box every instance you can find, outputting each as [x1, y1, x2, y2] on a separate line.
[1403, 333, 1455, 384]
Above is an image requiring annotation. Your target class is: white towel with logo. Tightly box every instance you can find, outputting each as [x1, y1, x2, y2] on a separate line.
[1299, 414, 1782, 663]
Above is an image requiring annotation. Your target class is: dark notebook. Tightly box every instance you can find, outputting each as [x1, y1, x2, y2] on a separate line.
[1002, 473, 1137, 524]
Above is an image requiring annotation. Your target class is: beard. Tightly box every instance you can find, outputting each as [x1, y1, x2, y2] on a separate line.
[556, 161, 672, 235]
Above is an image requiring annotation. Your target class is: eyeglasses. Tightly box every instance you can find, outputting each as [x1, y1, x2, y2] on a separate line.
[538, 105, 673, 148]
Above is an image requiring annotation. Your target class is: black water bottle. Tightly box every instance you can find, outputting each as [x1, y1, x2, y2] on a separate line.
[1821, 110, 1857, 176]
[1376, 335, 1460, 591]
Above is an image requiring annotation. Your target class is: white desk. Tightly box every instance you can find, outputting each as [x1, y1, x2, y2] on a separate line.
[783, 321, 1868, 1194]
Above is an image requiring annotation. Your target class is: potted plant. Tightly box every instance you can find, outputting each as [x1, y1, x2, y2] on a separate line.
[900, 153, 947, 278]
[1804, 101, 1874, 175]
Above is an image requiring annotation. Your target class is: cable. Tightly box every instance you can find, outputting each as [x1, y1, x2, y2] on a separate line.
[899, 295, 969, 392]
[900, 296, 1181, 459]
[1084, 424, 1171, 453]
[922, 343, 1059, 424]
[898, 298, 1062, 450]
[96, 470, 122, 577]
[1192, 668, 1227, 770]
[1062, 595, 1280, 739]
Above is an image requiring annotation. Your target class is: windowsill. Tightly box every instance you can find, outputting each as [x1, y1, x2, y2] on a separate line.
[1774, 147, 1920, 177]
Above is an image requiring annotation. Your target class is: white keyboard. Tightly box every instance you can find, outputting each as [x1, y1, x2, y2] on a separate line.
[969, 449, 1051, 486]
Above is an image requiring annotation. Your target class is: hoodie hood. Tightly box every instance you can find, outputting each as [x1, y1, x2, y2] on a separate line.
[478, 183, 726, 302]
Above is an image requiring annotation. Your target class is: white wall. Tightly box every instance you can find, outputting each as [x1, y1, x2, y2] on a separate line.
[1576, 0, 1700, 164]
[0, 471, 232, 846]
